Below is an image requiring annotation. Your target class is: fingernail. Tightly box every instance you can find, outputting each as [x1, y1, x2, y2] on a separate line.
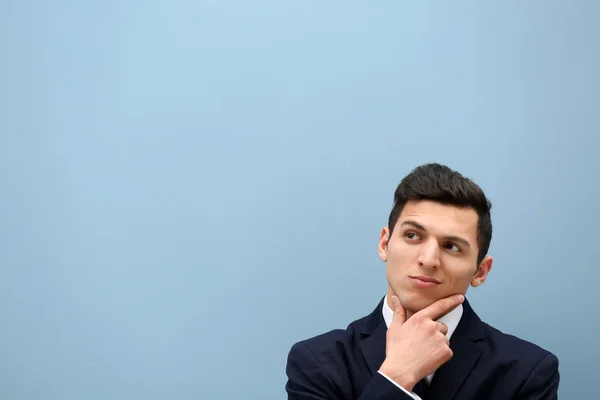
[391, 296, 398, 307]
[458, 295, 465, 302]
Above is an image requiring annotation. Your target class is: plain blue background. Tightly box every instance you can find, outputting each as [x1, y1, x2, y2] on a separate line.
[1, 1, 598, 399]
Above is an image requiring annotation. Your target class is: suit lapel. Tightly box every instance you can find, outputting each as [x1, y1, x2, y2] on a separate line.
[426, 299, 484, 400]
[358, 298, 388, 376]
[359, 320, 387, 374]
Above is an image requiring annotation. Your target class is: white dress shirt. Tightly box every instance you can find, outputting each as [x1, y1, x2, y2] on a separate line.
[377, 295, 463, 400]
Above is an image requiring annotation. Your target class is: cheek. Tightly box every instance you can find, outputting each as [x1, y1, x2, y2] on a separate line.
[443, 263, 476, 288]
[387, 242, 411, 264]
[386, 243, 414, 278]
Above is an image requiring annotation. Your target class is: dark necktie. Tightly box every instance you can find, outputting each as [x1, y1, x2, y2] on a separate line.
[413, 378, 429, 398]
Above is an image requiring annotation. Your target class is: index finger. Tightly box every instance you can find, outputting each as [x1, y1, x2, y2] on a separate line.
[418, 294, 465, 321]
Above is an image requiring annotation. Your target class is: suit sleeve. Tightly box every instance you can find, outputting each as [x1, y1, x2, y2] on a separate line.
[515, 353, 560, 400]
[285, 342, 414, 400]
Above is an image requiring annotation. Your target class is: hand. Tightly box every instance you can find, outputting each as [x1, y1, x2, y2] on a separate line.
[379, 294, 465, 391]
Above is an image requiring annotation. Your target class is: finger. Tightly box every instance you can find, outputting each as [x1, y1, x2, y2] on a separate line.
[390, 296, 406, 325]
[436, 322, 448, 336]
[419, 294, 465, 321]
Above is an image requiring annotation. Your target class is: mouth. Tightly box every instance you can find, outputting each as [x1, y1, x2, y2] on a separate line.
[408, 275, 441, 288]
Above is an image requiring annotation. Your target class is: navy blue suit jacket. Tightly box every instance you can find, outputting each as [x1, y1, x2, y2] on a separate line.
[285, 297, 559, 399]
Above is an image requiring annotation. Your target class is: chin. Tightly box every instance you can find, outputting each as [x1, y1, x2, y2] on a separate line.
[398, 292, 436, 314]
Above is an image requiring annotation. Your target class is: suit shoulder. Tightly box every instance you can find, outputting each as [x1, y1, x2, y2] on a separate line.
[481, 321, 559, 365]
[285, 314, 374, 399]
[478, 321, 560, 395]
[287, 314, 369, 360]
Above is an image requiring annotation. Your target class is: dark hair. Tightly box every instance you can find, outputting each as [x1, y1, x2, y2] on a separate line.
[387, 163, 492, 265]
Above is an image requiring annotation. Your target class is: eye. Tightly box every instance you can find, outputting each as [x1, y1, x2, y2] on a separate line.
[405, 232, 421, 241]
[444, 242, 461, 252]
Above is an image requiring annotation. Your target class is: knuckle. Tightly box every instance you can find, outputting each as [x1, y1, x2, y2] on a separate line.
[427, 321, 437, 332]
[439, 347, 452, 361]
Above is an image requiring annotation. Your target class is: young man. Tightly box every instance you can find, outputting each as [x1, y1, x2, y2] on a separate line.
[285, 163, 559, 399]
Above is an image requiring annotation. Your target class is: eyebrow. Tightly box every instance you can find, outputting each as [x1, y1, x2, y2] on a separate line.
[399, 220, 472, 249]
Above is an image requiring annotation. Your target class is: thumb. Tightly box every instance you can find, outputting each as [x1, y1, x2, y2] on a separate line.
[390, 295, 406, 325]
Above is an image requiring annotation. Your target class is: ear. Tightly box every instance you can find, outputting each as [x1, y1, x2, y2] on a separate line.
[471, 256, 492, 287]
[378, 227, 390, 262]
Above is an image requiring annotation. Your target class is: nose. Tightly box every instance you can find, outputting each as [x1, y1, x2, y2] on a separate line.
[417, 239, 440, 269]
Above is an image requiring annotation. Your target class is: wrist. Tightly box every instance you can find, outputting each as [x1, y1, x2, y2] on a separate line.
[379, 361, 417, 391]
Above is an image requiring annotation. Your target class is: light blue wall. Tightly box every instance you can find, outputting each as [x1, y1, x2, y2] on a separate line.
[1, 1, 598, 399]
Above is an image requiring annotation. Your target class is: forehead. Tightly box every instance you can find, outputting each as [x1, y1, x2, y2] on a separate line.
[398, 200, 479, 240]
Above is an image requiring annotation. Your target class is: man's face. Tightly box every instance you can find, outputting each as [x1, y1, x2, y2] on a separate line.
[378, 200, 492, 315]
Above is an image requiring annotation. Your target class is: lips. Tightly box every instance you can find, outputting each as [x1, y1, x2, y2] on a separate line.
[408, 275, 441, 288]
[410, 275, 441, 284]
